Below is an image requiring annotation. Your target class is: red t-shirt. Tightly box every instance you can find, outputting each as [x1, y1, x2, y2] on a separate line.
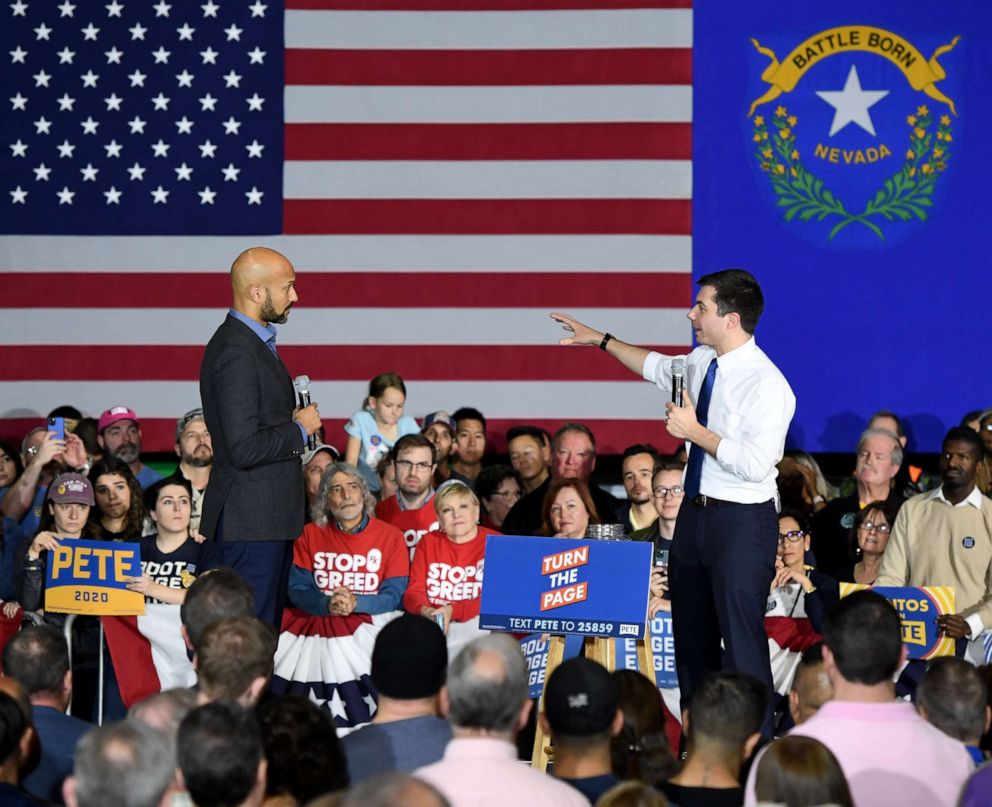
[375, 493, 440, 555]
[403, 526, 498, 622]
[293, 517, 409, 596]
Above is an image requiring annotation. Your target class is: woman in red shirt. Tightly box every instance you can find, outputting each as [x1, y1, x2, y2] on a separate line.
[404, 480, 497, 633]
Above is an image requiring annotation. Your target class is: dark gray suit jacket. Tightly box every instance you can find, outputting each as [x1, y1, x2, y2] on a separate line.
[199, 314, 305, 542]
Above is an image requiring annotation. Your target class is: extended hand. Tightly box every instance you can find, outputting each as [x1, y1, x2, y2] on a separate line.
[549, 312, 604, 347]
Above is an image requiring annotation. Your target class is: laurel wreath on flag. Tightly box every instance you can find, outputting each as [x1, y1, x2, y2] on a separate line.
[752, 104, 951, 240]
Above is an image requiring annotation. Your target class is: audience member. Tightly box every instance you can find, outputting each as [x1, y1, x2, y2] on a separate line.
[502, 423, 621, 536]
[404, 481, 495, 645]
[3, 425, 87, 538]
[196, 616, 278, 707]
[617, 445, 660, 535]
[422, 411, 456, 488]
[541, 657, 623, 803]
[449, 407, 488, 487]
[301, 443, 339, 517]
[475, 465, 524, 531]
[753, 736, 853, 807]
[257, 694, 348, 803]
[542, 479, 601, 539]
[416, 633, 586, 806]
[87, 456, 145, 541]
[129, 688, 198, 739]
[96, 406, 162, 488]
[375, 434, 441, 554]
[129, 477, 221, 604]
[769, 510, 837, 635]
[610, 670, 679, 787]
[663, 671, 766, 807]
[18, 472, 98, 612]
[877, 427, 992, 648]
[173, 408, 213, 534]
[868, 410, 934, 498]
[333, 771, 451, 807]
[811, 427, 903, 576]
[179, 567, 255, 657]
[916, 657, 990, 765]
[3, 625, 89, 804]
[837, 499, 898, 585]
[0, 689, 39, 807]
[976, 408, 992, 496]
[596, 781, 669, 807]
[376, 446, 399, 501]
[745, 590, 973, 806]
[287, 461, 408, 618]
[0, 440, 24, 501]
[343, 613, 451, 782]
[787, 644, 832, 729]
[344, 373, 420, 494]
[63, 720, 177, 807]
[71, 418, 102, 469]
[506, 426, 551, 495]
[178, 701, 266, 807]
[638, 459, 686, 616]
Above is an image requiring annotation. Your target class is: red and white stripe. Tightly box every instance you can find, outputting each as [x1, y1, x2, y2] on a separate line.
[0, 0, 693, 455]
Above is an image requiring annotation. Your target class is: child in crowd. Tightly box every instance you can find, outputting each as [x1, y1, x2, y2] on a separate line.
[344, 373, 420, 494]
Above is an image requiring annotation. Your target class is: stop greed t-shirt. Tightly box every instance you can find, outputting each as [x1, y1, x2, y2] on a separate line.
[293, 518, 409, 596]
[375, 494, 440, 555]
[403, 527, 497, 622]
[139, 534, 221, 604]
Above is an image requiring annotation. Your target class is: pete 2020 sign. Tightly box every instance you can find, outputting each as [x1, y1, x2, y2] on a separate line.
[45, 539, 145, 616]
[840, 584, 956, 659]
[479, 536, 652, 638]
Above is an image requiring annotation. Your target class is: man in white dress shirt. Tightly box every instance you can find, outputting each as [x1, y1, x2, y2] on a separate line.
[552, 269, 795, 732]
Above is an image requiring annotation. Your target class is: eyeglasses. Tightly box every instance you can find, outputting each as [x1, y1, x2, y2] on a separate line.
[983, 424, 992, 432]
[653, 486, 684, 497]
[491, 489, 522, 499]
[778, 530, 805, 544]
[860, 521, 891, 534]
[394, 460, 433, 473]
[25, 446, 40, 456]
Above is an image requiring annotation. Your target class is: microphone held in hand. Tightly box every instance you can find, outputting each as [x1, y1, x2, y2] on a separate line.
[671, 357, 686, 407]
[293, 374, 318, 450]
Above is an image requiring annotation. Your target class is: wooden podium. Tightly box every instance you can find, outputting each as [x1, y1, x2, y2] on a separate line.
[531, 628, 655, 771]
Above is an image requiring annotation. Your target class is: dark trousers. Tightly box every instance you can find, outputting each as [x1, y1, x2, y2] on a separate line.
[220, 538, 293, 628]
[669, 498, 779, 733]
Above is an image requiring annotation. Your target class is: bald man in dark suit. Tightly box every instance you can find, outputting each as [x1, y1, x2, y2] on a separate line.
[199, 247, 322, 625]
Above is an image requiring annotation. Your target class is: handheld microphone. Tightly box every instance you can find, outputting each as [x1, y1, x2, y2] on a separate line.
[293, 374, 318, 450]
[671, 358, 686, 407]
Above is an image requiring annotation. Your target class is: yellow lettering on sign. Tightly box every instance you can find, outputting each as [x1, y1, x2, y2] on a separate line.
[50, 546, 72, 578]
[114, 549, 136, 582]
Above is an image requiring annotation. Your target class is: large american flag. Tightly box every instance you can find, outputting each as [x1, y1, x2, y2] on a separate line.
[0, 0, 692, 454]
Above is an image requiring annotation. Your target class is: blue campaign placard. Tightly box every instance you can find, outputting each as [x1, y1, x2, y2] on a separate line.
[45, 538, 145, 616]
[479, 535, 652, 638]
[615, 612, 679, 688]
[520, 633, 585, 699]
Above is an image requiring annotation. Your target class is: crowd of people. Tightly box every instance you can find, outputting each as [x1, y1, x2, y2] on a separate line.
[0, 394, 991, 805]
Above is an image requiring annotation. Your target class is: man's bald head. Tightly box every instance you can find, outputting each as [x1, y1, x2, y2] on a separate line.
[230, 247, 298, 325]
[789, 644, 832, 726]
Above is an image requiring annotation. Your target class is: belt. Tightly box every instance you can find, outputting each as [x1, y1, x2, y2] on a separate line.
[691, 495, 774, 508]
[691, 494, 736, 508]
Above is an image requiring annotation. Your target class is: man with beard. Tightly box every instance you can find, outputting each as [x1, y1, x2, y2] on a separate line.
[878, 427, 992, 650]
[173, 408, 213, 534]
[97, 406, 162, 488]
[618, 444, 659, 535]
[199, 247, 322, 626]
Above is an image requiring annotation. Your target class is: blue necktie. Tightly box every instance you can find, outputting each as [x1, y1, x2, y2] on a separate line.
[683, 358, 717, 499]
